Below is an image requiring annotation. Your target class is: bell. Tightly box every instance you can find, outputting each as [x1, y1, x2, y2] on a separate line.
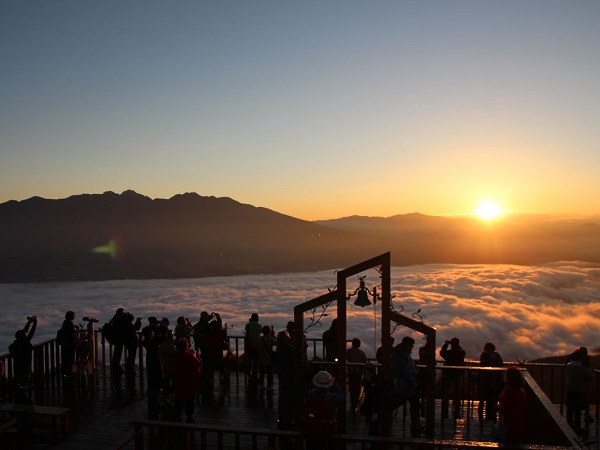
[354, 289, 372, 307]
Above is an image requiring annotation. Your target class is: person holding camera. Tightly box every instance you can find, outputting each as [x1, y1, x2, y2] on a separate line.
[8, 315, 38, 402]
[440, 337, 466, 419]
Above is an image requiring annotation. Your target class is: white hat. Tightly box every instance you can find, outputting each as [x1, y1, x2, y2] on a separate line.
[312, 371, 334, 388]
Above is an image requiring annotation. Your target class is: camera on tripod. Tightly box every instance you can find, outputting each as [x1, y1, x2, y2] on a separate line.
[82, 317, 99, 323]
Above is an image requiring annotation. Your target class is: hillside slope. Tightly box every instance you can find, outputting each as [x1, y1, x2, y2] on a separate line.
[0, 191, 395, 282]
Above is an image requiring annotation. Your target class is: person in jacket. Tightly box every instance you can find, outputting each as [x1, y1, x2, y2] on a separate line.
[302, 371, 344, 450]
[244, 313, 262, 384]
[346, 338, 367, 414]
[498, 367, 527, 444]
[393, 336, 422, 435]
[173, 337, 202, 423]
[479, 342, 504, 422]
[159, 329, 176, 394]
[109, 308, 126, 377]
[565, 349, 595, 436]
[58, 311, 78, 381]
[440, 337, 466, 419]
[142, 317, 166, 419]
[258, 325, 276, 392]
[276, 320, 296, 429]
[8, 315, 37, 402]
[357, 363, 384, 437]
[121, 312, 142, 377]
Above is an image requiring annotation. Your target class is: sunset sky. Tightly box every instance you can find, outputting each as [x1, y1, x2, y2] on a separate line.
[2, 2, 599, 221]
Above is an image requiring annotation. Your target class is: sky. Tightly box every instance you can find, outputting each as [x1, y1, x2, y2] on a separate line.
[2, 262, 599, 362]
[1, 1, 600, 221]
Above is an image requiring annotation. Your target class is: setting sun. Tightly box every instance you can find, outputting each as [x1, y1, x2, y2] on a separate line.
[474, 200, 502, 220]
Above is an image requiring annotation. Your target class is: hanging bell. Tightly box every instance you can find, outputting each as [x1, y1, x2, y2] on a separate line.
[354, 289, 372, 307]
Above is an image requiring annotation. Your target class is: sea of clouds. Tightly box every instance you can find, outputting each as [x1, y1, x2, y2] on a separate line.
[1, 262, 599, 362]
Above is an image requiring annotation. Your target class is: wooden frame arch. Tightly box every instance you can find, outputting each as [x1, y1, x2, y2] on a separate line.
[292, 252, 437, 436]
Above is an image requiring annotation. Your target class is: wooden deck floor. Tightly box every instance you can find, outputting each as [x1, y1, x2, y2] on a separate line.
[1, 366, 597, 450]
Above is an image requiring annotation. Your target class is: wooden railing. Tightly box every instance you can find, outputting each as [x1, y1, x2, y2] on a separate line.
[1, 333, 598, 434]
[124, 419, 576, 450]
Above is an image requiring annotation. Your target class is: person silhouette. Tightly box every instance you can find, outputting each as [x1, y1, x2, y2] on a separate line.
[58, 311, 78, 381]
[8, 315, 37, 402]
[440, 337, 466, 418]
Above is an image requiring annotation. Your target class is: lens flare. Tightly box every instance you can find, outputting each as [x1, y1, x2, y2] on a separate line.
[92, 238, 118, 258]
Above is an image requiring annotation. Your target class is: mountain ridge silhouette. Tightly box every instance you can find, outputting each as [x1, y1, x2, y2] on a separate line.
[1, 190, 599, 282]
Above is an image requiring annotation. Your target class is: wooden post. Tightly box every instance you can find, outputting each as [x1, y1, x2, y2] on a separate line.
[336, 273, 347, 434]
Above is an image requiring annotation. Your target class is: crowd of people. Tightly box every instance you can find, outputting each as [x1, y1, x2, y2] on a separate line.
[4, 312, 596, 444]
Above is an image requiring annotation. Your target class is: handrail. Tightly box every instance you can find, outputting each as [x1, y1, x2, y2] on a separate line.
[1, 335, 598, 431]
[128, 419, 576, 450]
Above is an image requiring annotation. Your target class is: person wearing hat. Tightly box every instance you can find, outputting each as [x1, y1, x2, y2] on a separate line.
[440, 336, 466, 418]
[308, 370, 344, 411]
[301, 370, 344, 448]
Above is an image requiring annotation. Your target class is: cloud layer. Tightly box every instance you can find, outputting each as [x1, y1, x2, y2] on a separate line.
[2, 262, 599, 363]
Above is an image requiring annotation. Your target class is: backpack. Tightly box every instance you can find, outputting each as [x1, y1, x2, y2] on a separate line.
[300, 392, 336, 436]
[56, 327, 68, 346]
[8, 342, 17, 358]
[102, 322, 114, 344]
[380, 376, 404, 412]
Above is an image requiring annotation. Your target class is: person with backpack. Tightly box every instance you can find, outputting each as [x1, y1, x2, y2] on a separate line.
[8, 315, 37, 402]
[57, 311, 78, 381]
[301, 370, 344, 450]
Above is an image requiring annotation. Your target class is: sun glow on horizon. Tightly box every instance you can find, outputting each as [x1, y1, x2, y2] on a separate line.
[474, 200, 503, 220]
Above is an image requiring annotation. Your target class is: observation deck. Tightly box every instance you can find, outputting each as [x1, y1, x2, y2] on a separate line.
[0, 332, 598, 450]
